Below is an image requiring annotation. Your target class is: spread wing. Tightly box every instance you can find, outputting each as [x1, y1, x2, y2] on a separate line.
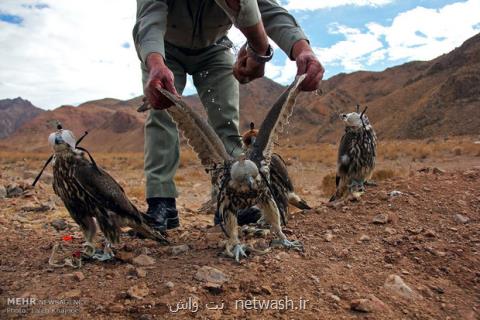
[73, 158, 143, 225]
[159, 88, 233, 167]
[249, 75, 306, 165]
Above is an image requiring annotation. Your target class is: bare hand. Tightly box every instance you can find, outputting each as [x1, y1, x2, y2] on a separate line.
[292, 40, 324, 91]
[145, 53, 179, 109]
[233, 44, 265, 84]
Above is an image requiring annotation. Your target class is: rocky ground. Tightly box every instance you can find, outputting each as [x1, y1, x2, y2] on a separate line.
[0, 150, 479, 319]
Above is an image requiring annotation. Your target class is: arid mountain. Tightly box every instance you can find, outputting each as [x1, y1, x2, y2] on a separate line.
[0, 97, 44, 139]
[1, 33, 479, 152]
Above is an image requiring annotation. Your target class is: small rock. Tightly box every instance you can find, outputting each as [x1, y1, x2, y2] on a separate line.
[63, 289, 81, 298]
[73, 271, 85, 281]
[384, 275, 418, 300]
[127, 266, 147, 278]
[378, 191, 389, 201]
[424, 229, 436, 238]
[389, 190, 403, 197]
[195, 266, 229, 285]
[359, 235, 370, 242]
[372, 214, 389, 224]
[351, 294, 388, 313]
[260, 285, 273, 295]
[330, 294, 341, 302]
[51, 219, 68, 231]
[127, 284, 149, 299]
[116, 251, 135, 262]
[171, 244, 190, 255]
[0, 185, 6, 199]
[132, 254, 156, 266]
[165, 281, 174, 289]
[454, 214, 470, 224]
[385, 227, 396, 235]
[7, 183, 23, 198]
[109, 303, 124, 313]
[203, 282, 223, 294]
[324, 231, 333, 242]
[432, 167, 445, 175]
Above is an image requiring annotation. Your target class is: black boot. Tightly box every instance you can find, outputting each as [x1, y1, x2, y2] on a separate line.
[214, 207, 262, 226]
[145, 198, 179, 231]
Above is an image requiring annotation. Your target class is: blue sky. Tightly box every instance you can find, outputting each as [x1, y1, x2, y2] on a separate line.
[0, 0, 479, 109]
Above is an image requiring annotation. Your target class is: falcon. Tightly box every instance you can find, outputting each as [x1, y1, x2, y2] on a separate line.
[34, 124, 168, 261]
[242, 122, 311, 222]
[159, 75, 306, 261]
[330, 105, 377, 201]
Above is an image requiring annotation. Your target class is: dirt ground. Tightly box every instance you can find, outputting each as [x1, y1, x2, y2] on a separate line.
[0, 144, 479, 319]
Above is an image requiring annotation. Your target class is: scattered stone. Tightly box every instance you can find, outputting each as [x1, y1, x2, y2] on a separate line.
[195, 266, 229, 285]
[372, 214, 389, 224]
[389, 190, 403, 197]
[127, 265, 147, 278]
[72, 271, 85, 281]
[6, 183, 23, 198]
[63, 289, 81, 298]
[378, 191, 389, 201]
[203, 282, 223, 294]
[51, 219, 68, 231]
[22, 203, 54, 212]
[384, 275, 418, 300]
[127, 284, 149, 299]
[260, 285, 273, 295]
[109, 303, 124, 313]
[351, 295, 388, 313]
[132, 254, 156, 266]
[424, 229, 436, 238]
[432, 167, 445, 175]
[310, 275, 320, 284]
[359, 235, 370, 242]
[330, 294, 341, 302]
[165, 281, 175, 289]
[324, 231, 333, 242]
[171, 244, 190, 255]
[385, 227, 396, 235]
[454, 214, 470, 224]
[116, 251, 135, 263]
[0, 185, 6, 199]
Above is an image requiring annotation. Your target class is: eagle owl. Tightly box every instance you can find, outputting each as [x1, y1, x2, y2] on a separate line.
[331, 105, 377, 201]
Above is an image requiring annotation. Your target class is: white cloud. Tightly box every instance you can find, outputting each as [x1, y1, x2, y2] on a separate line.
[282, 0, 394, 11]
[0, 0, 140, 109]
[312, 0, 480, 73]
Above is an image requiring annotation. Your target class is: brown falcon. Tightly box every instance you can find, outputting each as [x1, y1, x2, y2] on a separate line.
[242, 122, 311, 222]
[330, 105, 377, 201]
[159, 75, 306, 262]
[36, 124, 168, 261]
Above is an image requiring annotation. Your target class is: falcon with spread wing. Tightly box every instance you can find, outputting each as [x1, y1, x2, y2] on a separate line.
[160, 75, 306, 261]
[41, 126, 168, 261]
[242, 122, 311, 222]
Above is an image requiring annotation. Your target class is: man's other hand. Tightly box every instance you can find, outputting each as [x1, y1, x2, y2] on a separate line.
[233, 44, 266, 84]
[292, 40, 324, 91]
[145, 53, 179, 110]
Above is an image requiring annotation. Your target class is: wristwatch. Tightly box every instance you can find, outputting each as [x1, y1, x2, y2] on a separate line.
[246, 42, 274, 64]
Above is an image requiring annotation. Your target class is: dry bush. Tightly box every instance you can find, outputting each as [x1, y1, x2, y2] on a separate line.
[321, 172, 336, 197]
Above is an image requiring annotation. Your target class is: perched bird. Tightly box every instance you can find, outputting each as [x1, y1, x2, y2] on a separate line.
[35, 123, 168, 261]
[242, 122, 311, 222]
[159, 75, 306, 262]
[330, 105, 377, 201]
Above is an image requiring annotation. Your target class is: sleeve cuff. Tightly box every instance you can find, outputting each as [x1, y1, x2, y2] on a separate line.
[138, 40, 166, 65]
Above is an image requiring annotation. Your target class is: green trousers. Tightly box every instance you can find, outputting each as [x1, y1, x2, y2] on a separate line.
[142, 42, 242, 198]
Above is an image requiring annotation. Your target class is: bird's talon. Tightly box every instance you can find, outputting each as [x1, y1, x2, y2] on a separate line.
[271, 238, 304, 251]
[92, 250, 115, 261]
